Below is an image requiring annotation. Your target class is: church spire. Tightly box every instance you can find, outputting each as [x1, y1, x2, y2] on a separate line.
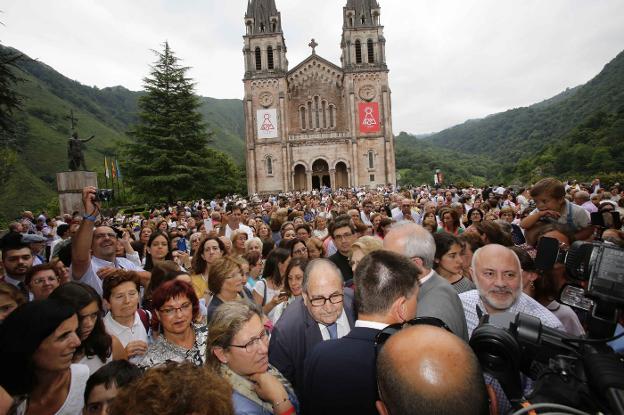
[344, 0, 381, 28]
[245, 0, 281, 34]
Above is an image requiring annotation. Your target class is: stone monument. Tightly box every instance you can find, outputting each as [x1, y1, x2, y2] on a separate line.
[57, 110, 98, 215]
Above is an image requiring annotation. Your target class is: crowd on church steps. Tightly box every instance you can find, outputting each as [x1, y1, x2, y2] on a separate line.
[1, 177, 623, 415]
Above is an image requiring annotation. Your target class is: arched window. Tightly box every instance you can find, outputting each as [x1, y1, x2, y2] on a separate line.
[300, 107, 307, 130]
[329, 105, 336, 128]
[368, 151, 374, 169]
[255, 47, 262, 70]
[267, 156, 273, 175]
[355, 40, 362, 64]
[307, 101, 313, 129]
[321, 100, 327, 129]
[267, 46, 274, 70]
[271, 21, 277, 32]
[361, 14, 366, 24]
[314, 96, 320, 129]
[260, 23, 265, 32]
[349, 17, 354, 27]
[367, 39, 375, 63]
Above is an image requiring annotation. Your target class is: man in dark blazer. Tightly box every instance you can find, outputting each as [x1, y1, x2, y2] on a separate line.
[304, 250, 420, 415]
[384, 221, 469, 341]
[268, 259, 356, 401]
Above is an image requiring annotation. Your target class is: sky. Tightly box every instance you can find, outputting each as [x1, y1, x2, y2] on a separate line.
[2, 0, 624, 134]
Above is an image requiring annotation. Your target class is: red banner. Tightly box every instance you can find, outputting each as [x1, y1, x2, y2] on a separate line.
[359, 102, 380, 133]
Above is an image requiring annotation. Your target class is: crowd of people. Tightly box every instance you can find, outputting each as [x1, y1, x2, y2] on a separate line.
[0, 177, 623, 415]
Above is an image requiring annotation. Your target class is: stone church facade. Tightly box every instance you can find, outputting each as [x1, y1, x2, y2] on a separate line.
[243, 0, 396, 194]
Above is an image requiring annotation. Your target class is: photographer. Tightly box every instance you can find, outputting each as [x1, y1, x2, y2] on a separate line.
[71, 187, 150, 295]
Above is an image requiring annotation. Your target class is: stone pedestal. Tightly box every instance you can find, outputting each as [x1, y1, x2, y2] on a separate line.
[57, 171, 98, 216]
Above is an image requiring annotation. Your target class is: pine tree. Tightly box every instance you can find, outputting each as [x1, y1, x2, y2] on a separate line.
[123, 42, 241, 202]
[0, 44, 23, 135]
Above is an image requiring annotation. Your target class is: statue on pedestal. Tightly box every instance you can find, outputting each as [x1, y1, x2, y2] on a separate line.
[68, 131, 95, 171]
[65, 109, 95, 171]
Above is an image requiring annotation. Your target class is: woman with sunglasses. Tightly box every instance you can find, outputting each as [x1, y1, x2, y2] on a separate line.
[139, 279, 207, 368]
[208, 301, 299, 415]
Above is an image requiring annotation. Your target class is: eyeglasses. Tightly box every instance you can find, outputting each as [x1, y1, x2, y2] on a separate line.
[375, 317, 452, 351]
[31, 276, 59, 285]
[334, 233, 352, 240]
[159, 301, 192, 317]
[308, 293, 344, 307]
[229, 328, 270, 353]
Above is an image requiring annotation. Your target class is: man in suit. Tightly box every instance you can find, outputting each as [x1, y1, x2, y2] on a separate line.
[383, 221, 469, 341]
[304, 250, 420, 414]
[268, 258, 355, 400]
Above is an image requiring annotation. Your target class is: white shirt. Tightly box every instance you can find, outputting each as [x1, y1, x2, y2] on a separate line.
[355, 320, 388, 330]
[318, 308, 351, 341]
[360, 211, 373, 226]
[104, 311, 149, 364]
[225, 223, 254, 240]
[71, 256, 144, 296]
[419, 269, 435, 286]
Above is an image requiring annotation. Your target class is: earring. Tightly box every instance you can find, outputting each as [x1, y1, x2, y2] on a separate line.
[530, 281, 535, 288]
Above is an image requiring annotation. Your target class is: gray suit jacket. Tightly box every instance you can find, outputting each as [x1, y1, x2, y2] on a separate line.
[417, 271, 469, 341]
[268, 289, 355, 400]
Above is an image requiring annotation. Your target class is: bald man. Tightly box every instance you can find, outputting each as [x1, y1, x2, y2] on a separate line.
[459, 244, 562, 337]
[376, 324, 489, 415]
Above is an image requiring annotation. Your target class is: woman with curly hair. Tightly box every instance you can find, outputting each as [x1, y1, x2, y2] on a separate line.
[110, 362, 234, 415]
[49, 282, 127, 374]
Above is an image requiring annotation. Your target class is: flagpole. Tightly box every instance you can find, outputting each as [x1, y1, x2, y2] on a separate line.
[104, 156, 109, 189]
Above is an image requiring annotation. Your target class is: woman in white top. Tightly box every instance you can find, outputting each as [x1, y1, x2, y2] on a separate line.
[253, 248, 290, 322]
[0, 299, 89, 415]
[50, 282, 127, 375]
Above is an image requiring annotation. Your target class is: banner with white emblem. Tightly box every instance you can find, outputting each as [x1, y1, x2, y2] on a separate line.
[256, 109, 278, 139]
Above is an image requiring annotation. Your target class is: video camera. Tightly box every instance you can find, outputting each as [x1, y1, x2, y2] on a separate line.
[471, 239, 624, 414]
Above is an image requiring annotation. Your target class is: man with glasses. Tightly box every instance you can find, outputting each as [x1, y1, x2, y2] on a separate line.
[304, 250, 419, 415]
[383, 221, 469, 341]
[328, 215, 356, 284]
[71, 187, 148, 296]
[269, 259, 355, 401]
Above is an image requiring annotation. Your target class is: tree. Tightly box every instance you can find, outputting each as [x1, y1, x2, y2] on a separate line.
[0, 44, 23, 136]
[123, 42, 242, 202]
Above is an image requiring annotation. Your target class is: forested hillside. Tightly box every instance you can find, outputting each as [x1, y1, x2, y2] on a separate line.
[397, 49, 624, 185]
[0, 45, 245, 225]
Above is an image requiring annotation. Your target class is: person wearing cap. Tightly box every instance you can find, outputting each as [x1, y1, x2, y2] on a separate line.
[21, 233, 47, 266]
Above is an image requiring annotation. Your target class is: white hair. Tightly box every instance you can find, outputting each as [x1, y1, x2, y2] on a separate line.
[387, 221, 435, 268]
[471, 244, 523, 290]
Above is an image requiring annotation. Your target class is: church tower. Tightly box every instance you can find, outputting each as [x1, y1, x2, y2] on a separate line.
[243, 0, 290, 194]
[340, 0, 396, 187]
[243, 0, 396, 194]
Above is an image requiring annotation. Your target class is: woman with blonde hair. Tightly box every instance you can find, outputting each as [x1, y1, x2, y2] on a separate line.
[231, 230, 249, 259]
[349, 236, 382, 273]
[206, 256, 251, 323]
[207, 301, 299, 414]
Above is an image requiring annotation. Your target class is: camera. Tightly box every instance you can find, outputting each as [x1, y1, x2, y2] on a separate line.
[470, 239, 624, 414]
[94, 189, 114, 202]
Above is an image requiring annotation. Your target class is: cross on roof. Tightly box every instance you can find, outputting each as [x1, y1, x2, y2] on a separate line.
[308, 38, 318, 54]
[66, 109, 78, 131]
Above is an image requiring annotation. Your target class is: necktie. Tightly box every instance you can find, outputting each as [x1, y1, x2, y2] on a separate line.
[326, 322, 338, 340]
[17, 282, 29, 299]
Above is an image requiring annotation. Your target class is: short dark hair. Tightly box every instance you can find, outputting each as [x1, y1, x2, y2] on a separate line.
[433, 233, 461, 271]
[353, 250, 419, 315]
[330, 214, 354, 238]
[192, 236, 226, 274]
[152, 280, 200, 321]
[56, 223, 70, 238]
[0, 232, 29, 257]
[84, 360, 143, 403]
[102, 270, 141, 301]
[283, 257, 309, 296]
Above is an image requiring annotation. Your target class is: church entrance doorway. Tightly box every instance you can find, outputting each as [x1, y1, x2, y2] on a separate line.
[293, 164, 306, 191]
[335, 162, 348, 188]
[312, 159, 330, 189]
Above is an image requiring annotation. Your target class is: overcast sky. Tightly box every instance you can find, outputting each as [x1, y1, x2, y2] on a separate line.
[2, 0, 623, 134]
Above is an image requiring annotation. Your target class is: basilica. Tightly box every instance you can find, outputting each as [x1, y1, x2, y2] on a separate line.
[243, 0, 396, 193]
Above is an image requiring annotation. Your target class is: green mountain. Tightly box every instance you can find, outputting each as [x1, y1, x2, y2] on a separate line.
[397, 50, 624, 185]
[0, 45, 245, 226]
